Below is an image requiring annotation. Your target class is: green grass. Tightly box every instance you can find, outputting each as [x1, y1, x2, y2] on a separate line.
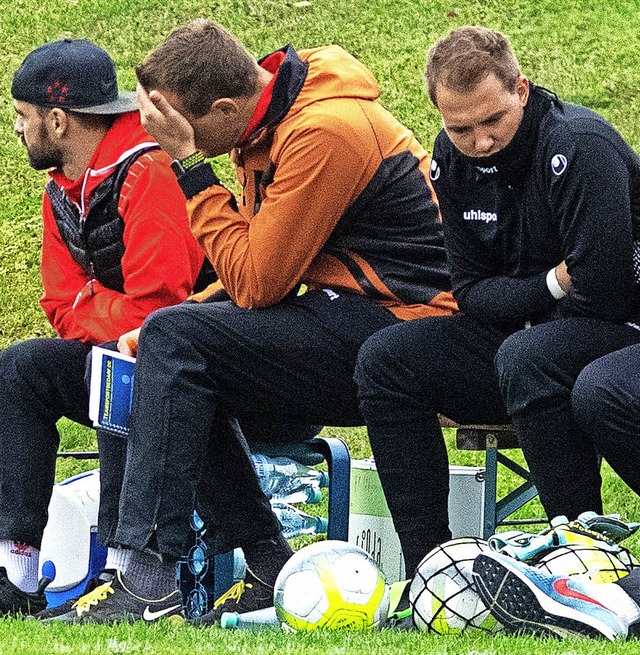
[5, 620, 640, 655]
[3, 0, 640, 651]
[3, 0, 640, 347]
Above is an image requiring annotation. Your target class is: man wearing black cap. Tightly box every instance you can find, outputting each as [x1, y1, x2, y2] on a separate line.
[0, 39, 204, 617]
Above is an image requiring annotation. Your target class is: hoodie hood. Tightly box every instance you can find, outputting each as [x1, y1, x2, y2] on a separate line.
[290, 45, 380, 110]
[252, 45, 380, 139]
[48, 111, 157, 218]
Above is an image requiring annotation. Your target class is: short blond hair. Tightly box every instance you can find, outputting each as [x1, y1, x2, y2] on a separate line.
[426, 26, 520, 107]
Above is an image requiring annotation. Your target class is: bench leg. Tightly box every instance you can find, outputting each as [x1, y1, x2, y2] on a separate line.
[482, 434, 498, 538]
[495, 452, 541, 527]
[310, 437, 351, 541]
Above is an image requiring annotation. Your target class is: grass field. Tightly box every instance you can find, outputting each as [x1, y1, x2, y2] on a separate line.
[2, 0, 640, 652]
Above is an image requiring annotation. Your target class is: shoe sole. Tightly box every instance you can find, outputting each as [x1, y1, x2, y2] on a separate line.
[41, 610, 186, 625]
[472, 554, 614, 640]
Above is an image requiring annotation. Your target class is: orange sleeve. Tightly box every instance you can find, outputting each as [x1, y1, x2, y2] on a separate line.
[188, 121, 373, 308]
[40, 153, 204, 344]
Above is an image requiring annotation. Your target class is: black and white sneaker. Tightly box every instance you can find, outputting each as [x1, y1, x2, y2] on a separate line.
[42, 570, 184, 624]
[0, 567, 48, 616]
[35, 570, 115, 620]
[192, 568, 273, 626]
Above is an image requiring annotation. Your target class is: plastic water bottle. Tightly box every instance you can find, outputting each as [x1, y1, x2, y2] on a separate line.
[252, 454, 328, 504]
[271, 502, 328, 539]
[233, 548, 247, 581]
[270, 486, 322, 505]
[220, 606, 280, 630]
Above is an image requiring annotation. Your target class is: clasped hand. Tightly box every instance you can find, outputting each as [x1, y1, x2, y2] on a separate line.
[554, 260, 571, 293]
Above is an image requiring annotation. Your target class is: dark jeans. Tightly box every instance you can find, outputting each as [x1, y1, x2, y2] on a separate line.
[355, 314, 640, 574]
[355, 314, 510, 574]
[496, 318, 640, 519]
[571, 343, 640, 498]
[0, 335, 324, 552]
[114, 290, 399, 557]
[0, 338, 124, 549]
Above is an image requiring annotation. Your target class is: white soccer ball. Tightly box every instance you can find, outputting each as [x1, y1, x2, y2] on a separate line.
[410, 537, 502, 634]
[535, 543, 636, 584]
[274, 540, 390, 630]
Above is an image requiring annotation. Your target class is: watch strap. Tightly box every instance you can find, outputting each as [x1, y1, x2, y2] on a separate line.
[171, 151, 206, 176]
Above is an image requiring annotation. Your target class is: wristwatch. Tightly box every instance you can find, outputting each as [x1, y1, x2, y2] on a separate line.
[170, 150, 206, 176]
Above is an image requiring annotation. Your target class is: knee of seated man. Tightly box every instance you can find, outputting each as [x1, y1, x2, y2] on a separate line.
[139, 304, 195, 348]
[0, 338, 61, 382]
[354, 322, 418, 384]
[494, 328, 548, 381]
[354, 318, 452, 390]
[571, 361, 622, 429]
[493, 330, 557, 410]
[355, 327, 396, 380]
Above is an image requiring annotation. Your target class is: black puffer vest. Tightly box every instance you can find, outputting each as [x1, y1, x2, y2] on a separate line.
[46, 146, 159, 293]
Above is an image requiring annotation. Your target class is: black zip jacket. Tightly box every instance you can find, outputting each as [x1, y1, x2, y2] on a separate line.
[431, 85, 640, 330]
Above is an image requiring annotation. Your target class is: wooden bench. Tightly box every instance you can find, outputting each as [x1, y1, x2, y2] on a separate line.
[59, 424, 546, 543]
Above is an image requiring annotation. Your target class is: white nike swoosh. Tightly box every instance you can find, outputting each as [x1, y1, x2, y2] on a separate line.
[142, 604, 182, 621]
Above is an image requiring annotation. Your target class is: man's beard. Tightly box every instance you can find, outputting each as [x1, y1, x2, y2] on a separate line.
[26, 123, 64, 171]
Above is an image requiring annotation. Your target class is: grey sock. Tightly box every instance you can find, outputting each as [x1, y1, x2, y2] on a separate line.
[123, 550, 178, 599]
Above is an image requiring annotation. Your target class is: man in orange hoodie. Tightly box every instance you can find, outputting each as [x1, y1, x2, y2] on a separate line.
[49, 20, 455, 625]
[0, 39, 205, 616]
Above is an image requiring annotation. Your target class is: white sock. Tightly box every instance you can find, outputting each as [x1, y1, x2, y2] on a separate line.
[105, 547, 131, 574]
[0, 539, 39, 593]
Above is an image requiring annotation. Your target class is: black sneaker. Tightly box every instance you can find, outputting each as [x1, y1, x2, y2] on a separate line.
[35, 570, 115, 620]
[192, 568, 273, 626]
[42, 571, 184, 624]
[0, 567, 48, 616]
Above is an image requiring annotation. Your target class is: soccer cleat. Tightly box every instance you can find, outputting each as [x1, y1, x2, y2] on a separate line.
[192, 568, 273, 626]
[487, 514, 632, 564]
[0, 567, 48, 616]
[472, 552, 631, 640]
[35, 570, 115, 620]
[386, 579, 413, 630]
[41, 570, 184, 624]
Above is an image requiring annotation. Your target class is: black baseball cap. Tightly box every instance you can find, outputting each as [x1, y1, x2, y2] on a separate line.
[11, 38, 138, 115]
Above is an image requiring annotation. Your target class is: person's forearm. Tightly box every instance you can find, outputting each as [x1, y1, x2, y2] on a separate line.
[455, 271, 556, 323]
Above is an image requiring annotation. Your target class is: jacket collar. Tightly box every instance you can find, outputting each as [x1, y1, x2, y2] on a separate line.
[48, 112, 157, 217]
[462, 84, 553, 183]
[240, 45, 308, 147]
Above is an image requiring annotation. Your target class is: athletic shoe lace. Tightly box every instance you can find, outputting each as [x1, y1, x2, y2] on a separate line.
[72, 581, 114, 616]
[213, 579, 253, 610]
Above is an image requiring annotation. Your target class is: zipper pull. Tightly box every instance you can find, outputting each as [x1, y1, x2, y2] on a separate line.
[89, 263, 96, 296]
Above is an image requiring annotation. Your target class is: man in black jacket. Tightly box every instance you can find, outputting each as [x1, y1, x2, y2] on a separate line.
[355, 26, 640, 576]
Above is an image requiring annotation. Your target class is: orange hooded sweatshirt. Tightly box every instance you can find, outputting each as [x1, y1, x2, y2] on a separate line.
[180, 46, 456, 320]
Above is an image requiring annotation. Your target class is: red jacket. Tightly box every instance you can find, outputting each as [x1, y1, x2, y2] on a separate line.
[40, 112, 204, 344]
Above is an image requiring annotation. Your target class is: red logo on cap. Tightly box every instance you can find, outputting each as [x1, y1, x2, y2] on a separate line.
[47, 80, 68, 104]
